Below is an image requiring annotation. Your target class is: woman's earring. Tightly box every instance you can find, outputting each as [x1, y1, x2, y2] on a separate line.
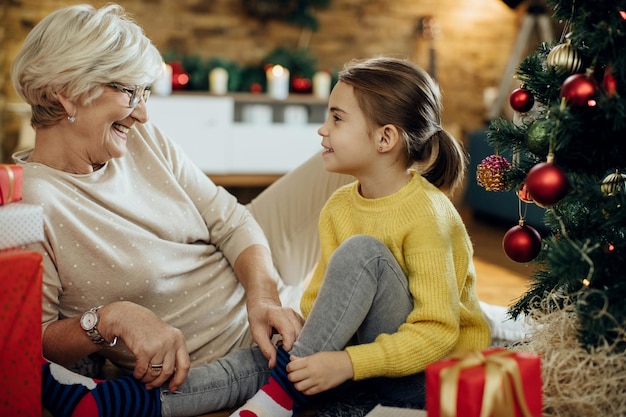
[67, 109, 77, 123]
[378, 146, 384, 152]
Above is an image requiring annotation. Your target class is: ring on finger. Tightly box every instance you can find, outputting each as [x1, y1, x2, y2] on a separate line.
[149, 363, 163, 372]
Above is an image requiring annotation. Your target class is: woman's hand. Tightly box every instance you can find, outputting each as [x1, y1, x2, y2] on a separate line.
[233, 244, 304, 368]
[287, 351, 354, 395]
[246, 298, 304, 368]
[99, 302, 190, 392]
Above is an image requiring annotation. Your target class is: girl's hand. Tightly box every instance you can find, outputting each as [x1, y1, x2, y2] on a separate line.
[286, 351, 354, 395]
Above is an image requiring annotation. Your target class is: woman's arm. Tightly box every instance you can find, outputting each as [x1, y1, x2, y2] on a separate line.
[42, 301, 190, 392]
[42, 316, 99, 366]
[233, 244, 304, 368]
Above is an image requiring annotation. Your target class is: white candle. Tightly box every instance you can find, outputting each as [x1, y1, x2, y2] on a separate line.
[266, 65, 290, 100]
[209, 67, 229, 95]
[312, 71, 331, 99]
[153, 63, 172, 96]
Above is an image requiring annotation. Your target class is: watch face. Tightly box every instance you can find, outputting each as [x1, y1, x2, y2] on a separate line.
[81, 311, 98, 330]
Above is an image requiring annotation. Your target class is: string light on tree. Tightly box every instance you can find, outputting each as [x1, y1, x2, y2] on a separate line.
[605, 243, 616, 254]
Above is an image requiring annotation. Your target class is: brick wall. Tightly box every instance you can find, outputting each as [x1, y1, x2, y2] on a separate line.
[0, 0, 538, 162]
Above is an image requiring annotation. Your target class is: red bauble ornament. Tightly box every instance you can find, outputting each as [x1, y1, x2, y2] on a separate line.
[292, 77, 312, 93]
[517, 183, 534, 203]
[502, 223, 542, 263]
[509, 87, 534, 112]
[169, 61, 189, 90]
[525, 162, 569, 206]
[561, 73, 598, 106]
[603, 66, 617, 97]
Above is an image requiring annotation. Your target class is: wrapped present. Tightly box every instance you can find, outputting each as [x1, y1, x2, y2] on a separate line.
[0, 249, 43, 417]
[426, 348, 542, 417]
[0, 164, 23, 205]
[0, 203, 44, 250]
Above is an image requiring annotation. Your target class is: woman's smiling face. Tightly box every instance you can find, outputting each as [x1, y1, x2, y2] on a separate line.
[70, 84, 149, 164]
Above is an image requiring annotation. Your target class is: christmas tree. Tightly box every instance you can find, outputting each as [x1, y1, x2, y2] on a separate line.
[479, 1, 626, 413]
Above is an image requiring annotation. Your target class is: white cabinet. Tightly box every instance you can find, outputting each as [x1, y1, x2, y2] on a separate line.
[147, 95, 233, 173]
[147, 94, 326, 175]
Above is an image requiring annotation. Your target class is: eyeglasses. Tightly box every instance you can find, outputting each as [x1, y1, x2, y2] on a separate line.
[107, 83, 151, 108]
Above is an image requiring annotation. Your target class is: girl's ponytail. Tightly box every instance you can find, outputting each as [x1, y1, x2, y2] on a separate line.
[417, 129, 468, 197]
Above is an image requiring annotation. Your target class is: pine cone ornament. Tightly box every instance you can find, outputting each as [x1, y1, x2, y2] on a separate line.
[477, 155, 512, 191]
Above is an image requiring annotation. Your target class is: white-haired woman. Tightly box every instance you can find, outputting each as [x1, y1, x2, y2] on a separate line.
[12, 3, 350, 416]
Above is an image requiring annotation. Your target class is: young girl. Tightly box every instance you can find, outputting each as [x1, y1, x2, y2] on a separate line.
[230, 57, 491, 417]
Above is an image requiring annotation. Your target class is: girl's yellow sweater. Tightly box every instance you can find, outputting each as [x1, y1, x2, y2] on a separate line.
[300, 171, 491, 380]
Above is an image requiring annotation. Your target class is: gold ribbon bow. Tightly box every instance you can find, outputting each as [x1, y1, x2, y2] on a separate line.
[439, 350, 535, 417]
[1, 165, 15, 204]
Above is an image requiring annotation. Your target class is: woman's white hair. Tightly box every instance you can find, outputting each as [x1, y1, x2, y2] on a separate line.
[11, 3, 164, 127]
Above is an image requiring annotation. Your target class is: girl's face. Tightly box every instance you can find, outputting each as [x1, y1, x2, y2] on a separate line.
[71, 84, 148, 164]
[317, 81, 378, 177]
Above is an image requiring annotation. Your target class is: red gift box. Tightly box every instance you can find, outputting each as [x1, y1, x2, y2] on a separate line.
[0, 164, 23, 205]
[0, 249, 43, 417]
[426, 348, 542, 417]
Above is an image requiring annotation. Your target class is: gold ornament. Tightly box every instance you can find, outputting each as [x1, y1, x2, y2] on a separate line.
[546, 39, 584, 74]
[601, 170, 626, 196]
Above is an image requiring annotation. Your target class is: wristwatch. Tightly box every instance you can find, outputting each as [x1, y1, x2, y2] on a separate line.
[80, 305, 117, 346]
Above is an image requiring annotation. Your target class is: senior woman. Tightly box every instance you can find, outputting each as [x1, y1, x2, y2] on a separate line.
[12, 3, 350, 416]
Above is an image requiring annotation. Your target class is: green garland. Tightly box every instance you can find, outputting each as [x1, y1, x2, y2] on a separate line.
[163, 46, 331, 93]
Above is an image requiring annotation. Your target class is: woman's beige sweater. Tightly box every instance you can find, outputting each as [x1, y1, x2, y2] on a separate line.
[14, 122, 268, 368]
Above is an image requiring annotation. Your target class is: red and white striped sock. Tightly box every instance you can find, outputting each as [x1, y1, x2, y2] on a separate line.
[230, 377, 293, 417]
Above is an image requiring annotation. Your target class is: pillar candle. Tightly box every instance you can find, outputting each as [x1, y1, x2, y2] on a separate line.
[153, 63, 173, 96]
[313, 71, 332, 99]
[266, 65, 290, 100]
[209, 67, 229, 95]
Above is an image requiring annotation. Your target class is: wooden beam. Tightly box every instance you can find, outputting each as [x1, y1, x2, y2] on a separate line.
[208, 173, 282, 187]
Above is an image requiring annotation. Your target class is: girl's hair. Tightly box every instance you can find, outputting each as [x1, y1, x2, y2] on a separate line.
[11, 3, 164, 128]
[338, 56, 468, 196]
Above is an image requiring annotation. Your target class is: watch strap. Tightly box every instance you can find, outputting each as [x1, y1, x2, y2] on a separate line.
[81, 306, 118, 347]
